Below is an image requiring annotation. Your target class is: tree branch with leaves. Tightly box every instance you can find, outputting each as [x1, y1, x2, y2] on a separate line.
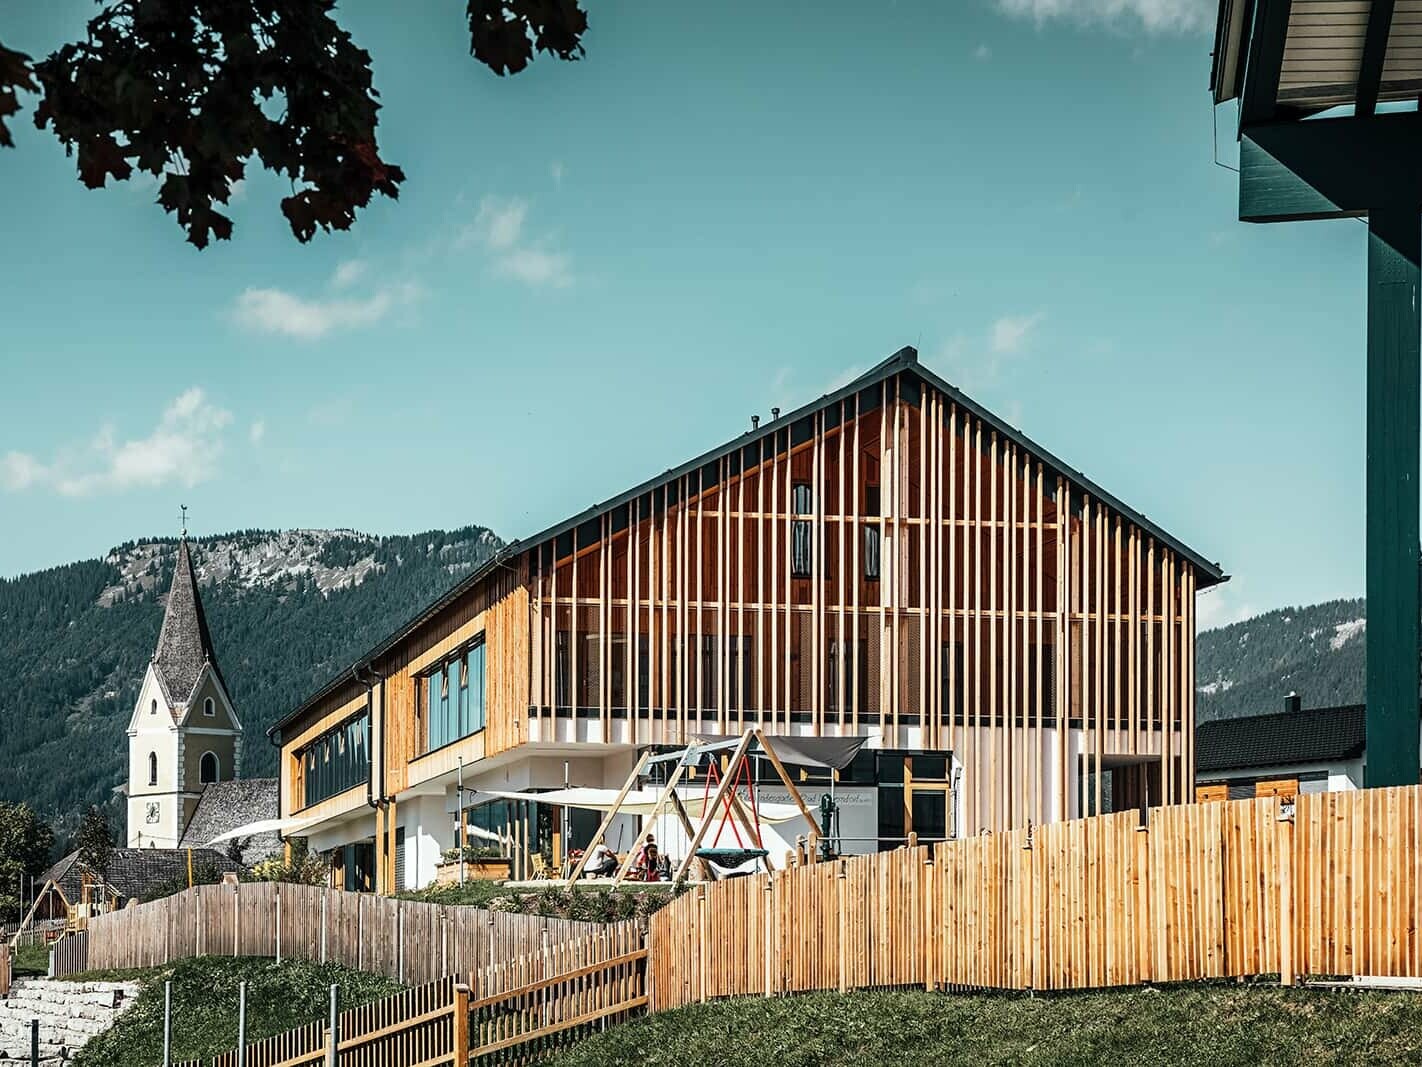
[0, 0, 587, 248]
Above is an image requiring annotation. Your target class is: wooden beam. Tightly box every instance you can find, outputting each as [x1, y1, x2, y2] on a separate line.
[1239, 0, 1292, 126]
[673, 731, 756, 882]
[751, 728, 822, 845]
[1356, 0, 1396, 118]
[566, 750, 651, 884]
[616, 755, 692, 886]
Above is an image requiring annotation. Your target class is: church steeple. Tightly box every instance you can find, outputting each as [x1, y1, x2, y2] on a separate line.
[152, 537, 223, 708]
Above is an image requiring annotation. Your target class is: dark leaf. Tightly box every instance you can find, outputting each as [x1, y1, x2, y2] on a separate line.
[467, 0, 588, 76]
[0, 40, 37, 150]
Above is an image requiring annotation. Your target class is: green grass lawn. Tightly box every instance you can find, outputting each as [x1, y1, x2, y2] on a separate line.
[11, 941, 51, 977]
[70, 956, 402, 1067]
[544, 984, 1422, 1067]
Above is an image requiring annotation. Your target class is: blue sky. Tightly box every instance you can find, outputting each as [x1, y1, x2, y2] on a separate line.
[0, 0, 1373, 630]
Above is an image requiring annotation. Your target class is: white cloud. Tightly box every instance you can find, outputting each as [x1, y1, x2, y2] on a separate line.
[994, 0, 1213, 33]
[249, 419, 266, 445]
[1196, 587, 1256, 631]
[232, 281, 419, 340]
[495, 246, 573, 288]
[2, 389, 233, 497]
[974, 43, 993, 60]
[472, 197, 529, 251]
[331, 259, 368, 288]
[990, 312, 1044, 355]
[461, 196, 574, 289]
[1, 451, 47, 491]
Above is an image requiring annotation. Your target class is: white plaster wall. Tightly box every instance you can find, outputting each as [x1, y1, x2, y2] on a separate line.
[400, 793, 454, 891]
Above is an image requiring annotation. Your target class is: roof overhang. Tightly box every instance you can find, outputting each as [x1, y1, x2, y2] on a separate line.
[1215, 0, 1422, 119]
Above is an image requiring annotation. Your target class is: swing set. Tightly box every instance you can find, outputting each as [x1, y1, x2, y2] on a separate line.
[566, 729, 824, 885]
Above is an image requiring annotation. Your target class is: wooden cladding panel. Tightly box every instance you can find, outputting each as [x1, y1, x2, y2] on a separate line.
[528, 373, 1200, 833]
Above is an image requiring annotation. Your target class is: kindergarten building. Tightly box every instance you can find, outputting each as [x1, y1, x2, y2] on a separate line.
[268, 346, 1225, 892]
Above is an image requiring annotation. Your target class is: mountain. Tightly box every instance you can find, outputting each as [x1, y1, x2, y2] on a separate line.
[1195, 597, 1367, 722]
[0, 527, 501, 830]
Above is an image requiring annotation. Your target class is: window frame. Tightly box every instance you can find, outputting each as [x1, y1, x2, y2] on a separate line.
[419, 634, 488, 756]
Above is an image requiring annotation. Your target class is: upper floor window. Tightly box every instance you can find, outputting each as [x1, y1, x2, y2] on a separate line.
[863, 524, 881, 582]
[791, 482, 812, 579]
[422, 637, 486, 754]
[150, 699, 158, 716]
[199, 752, 219, 784]
[299, 712, 370, 808]
[203, 697, 215, 717]
[148, 751, 158, 786]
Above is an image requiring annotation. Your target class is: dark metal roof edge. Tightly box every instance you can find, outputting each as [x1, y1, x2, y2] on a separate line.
[272, 343, 1226, 738]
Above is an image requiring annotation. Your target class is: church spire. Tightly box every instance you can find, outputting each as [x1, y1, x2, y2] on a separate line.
[152, 535, 222, 706]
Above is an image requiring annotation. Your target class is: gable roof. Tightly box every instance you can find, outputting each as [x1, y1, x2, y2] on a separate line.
[38, 847, 244, 904]
[271, 345, 1227, 739]
[179, 779, 281, 866]
[1195, 704, 1368, 773]
[153, 538, 224, 708]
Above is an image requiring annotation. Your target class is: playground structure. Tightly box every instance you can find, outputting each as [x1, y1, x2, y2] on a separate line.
[564, 729, 860, 885]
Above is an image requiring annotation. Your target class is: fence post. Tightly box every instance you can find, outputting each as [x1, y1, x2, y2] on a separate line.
[30, 1018, 38, 1067]
[453, 983, 470, 1064]
[162, 980, 172, 1067]
[1278, 797, 1296, 987]
[275, 886, 281, 964]
[0, 942, 9, 998]
[763, 875, 774, 998]
[236, 980, 247, 1067]
[837, 860, 848, 994]
[325, 984, 339, 1067]
[697, 886, 708, 1004]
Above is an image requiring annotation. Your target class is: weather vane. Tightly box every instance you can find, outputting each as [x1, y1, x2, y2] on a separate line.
[181, 504, 188, 539]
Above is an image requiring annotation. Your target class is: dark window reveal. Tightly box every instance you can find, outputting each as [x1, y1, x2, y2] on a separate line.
[863, 524, 881, 581]
[791, 482, 812, 579]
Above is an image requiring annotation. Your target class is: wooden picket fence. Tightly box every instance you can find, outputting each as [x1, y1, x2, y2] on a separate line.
[52, 883, 611, 985]
[181, 923, 645, 1067]
[649, 786, 1422, 1007]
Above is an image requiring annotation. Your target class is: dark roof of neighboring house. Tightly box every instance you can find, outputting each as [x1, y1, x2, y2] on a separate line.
[1195, 704, 1367, 773]
[179, 779, 280, 867]
[153, 537, 225, 708]
[270, 346, 1228, 740]
[39, 847, 244, 904]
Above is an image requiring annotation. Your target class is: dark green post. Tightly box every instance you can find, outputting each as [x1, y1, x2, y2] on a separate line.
[1365, 206, 1420, 787]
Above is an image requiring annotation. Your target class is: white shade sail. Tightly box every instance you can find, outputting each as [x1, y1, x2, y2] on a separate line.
[468, 787, 809, 825]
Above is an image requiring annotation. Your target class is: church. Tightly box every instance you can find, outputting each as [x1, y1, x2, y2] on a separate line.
[121, 535, 278, 862]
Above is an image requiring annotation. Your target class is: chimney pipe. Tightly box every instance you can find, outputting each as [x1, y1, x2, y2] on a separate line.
[1284, 692, 1301, 714]
[771, 407, 781, 420]
[751, 415, 760, 431]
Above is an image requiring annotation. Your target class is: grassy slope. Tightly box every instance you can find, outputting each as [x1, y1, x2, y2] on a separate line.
[11, 942, 50, 977]
[545, 986, 1422, 1067]
[71, 957, 402, 1067]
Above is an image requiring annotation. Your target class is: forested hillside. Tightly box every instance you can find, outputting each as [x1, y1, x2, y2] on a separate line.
[0, 528, 501, 829]
[1195, 597, 1367, 722]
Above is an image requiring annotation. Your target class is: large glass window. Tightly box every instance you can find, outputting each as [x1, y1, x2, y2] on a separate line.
[423, 636, 487, 752]
[299, 711, 369, 807]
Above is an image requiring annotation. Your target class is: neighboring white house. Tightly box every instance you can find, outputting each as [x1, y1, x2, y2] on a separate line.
[1194, 694, 1367, 801]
